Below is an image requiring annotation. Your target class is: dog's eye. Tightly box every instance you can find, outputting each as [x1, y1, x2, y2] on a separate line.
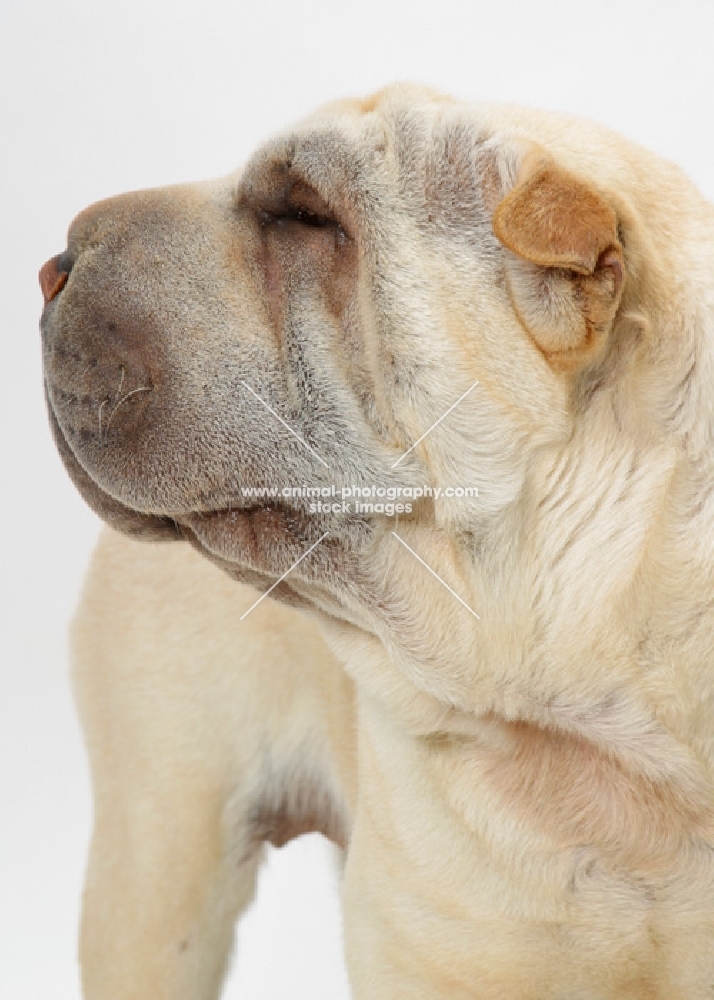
[258, 204, 350, 247]
[260, 206, 336, 229]
[293, 207, 334, 228]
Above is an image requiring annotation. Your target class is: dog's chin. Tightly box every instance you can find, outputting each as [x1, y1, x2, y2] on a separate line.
[46, 393, 324, 613]
[46, 395, 182, 541]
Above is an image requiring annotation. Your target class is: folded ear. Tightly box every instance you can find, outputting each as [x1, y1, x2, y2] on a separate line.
[492, 146, 625, 372]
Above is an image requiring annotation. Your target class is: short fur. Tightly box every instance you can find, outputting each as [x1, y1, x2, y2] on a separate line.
[41, 84, 714, 997]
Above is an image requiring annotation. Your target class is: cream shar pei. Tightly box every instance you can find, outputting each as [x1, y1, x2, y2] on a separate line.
[41, 84, 714, 998]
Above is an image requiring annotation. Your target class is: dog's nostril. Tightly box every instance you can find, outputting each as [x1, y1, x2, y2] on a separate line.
[39, 251, 73, 305]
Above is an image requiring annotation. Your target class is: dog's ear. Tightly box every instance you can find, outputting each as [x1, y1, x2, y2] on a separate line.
[491, 145, 625, 372]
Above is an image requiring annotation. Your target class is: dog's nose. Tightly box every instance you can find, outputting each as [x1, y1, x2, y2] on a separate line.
[39, 251, 73, 305]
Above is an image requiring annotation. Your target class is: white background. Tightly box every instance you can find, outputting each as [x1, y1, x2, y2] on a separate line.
[2, 1, 714, 997]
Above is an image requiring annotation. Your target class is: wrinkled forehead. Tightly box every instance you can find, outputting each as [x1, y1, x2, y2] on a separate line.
[236, 84, 461, 221]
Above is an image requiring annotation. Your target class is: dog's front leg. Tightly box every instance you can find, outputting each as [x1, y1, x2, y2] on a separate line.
[77, 760, 261, 1000]
[71, 535, 269, 1000]
[70, 527, 354, 999]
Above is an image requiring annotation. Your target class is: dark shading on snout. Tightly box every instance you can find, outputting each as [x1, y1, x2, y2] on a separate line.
[40, 183, 285, 522]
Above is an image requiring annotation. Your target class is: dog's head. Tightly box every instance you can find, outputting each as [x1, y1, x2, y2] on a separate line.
[41, 83, 712, 732]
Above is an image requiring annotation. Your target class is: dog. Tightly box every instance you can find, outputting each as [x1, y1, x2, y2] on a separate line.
[41, 83, 714, 997]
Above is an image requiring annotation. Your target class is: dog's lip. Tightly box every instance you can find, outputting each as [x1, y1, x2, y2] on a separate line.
[46, 382, 237, 514]
[46, 384, 338, 560]
[45, 388, 180, 539]
[47, 387, 296, 514]
[176, 501, 316, 547]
